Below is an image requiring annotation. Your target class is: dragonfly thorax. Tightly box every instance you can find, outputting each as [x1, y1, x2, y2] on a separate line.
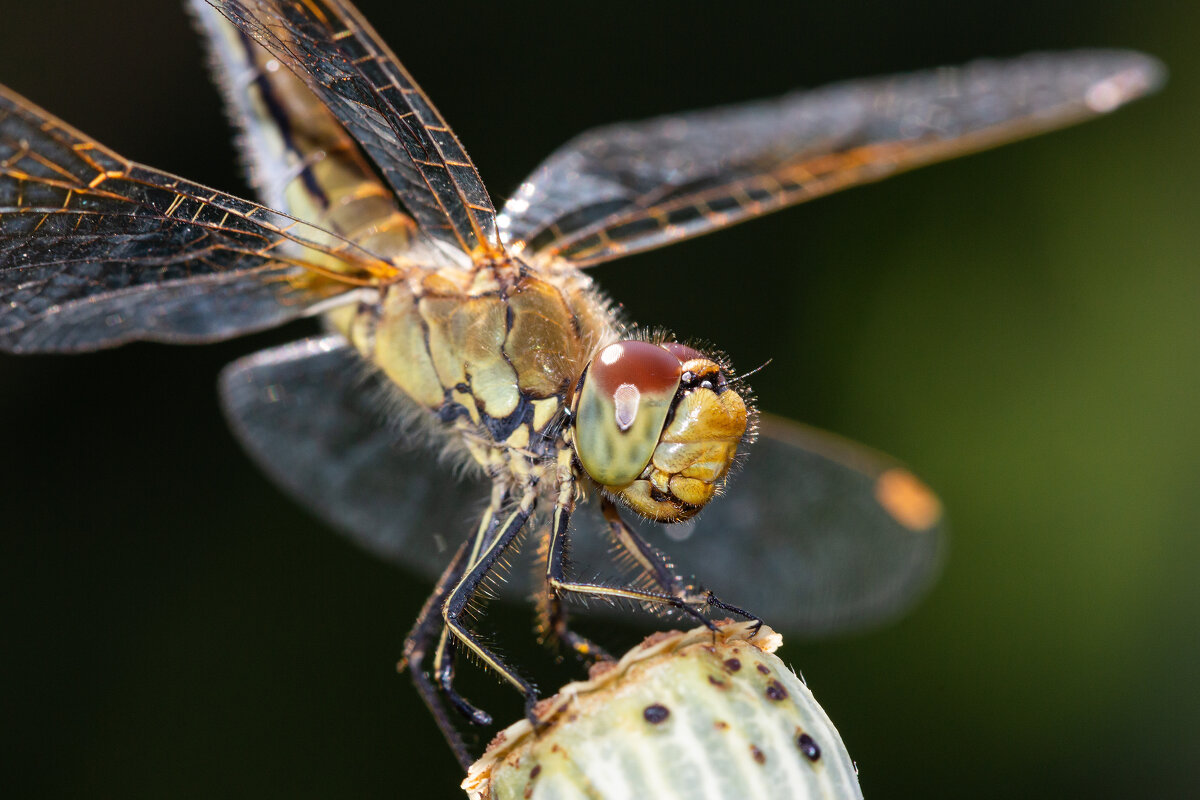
[572, 339, 750, 522]
[333, 258, 614, 475]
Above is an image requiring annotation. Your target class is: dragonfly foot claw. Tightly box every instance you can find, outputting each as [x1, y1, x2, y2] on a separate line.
[524, 693, 549, 731]
[704, 591, 763, 634]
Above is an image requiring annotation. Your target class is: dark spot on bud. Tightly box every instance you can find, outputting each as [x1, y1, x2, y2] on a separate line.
[723, 658, 741, 672]
[714, 720, 729, 730]
[797, 733, 821, 762]
[756, 664, 770, 675]
[643, 703, 670, 724]
[708, 675, 727, 688]
[765, 680, 788, 701]
[530, 765, 541, 779]
[750, 745, 766, 765]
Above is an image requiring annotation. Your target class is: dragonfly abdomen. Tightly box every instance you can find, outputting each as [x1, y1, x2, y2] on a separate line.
[195, 2, 418, 258]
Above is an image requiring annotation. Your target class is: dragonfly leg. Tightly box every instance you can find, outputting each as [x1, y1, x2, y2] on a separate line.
[601, 498, 688, 595]
[538, 467, 613, 664]
[398, 537, 474, 769]
[547, 493, 717, 630]
[612, 499, 762, 631]
[440, 488, 540, 721]
[590, 499, 761, 630]
[426, 492, 509, 727]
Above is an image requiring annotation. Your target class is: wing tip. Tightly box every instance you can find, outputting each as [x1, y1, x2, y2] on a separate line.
[1081, 50, 1168, 112]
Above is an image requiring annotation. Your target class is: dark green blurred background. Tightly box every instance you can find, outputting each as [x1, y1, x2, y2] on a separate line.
[2, 1, 1196, 797]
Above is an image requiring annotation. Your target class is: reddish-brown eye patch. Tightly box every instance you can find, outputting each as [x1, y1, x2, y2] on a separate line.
[592, 341, 682, 399]
[660, 341, 704, 363]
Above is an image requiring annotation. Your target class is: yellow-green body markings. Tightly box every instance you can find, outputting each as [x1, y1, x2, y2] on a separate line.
[332, 259, 615, 477]
[202, 13, 619, 481]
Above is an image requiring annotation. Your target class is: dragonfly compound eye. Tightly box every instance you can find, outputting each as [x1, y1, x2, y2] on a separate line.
[575, 341, 682, 488]
[574, 340, 749, 521]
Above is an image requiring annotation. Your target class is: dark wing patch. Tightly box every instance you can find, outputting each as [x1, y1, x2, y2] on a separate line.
[501, 50, 1163, 267]
[208, 0, 504, 262]
[0, 83, 390, 353]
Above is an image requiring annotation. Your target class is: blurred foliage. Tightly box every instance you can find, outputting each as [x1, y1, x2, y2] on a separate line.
[1, 1, 1197, 797]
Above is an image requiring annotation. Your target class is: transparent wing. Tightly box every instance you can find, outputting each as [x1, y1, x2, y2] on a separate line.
[501, 50, 1164, 267]
[218, 334, 489, 575]
[189, 0, 422, 263]
[625, 414, 947, 636]
[0, 84, 392, 353]
[208, 0, 505, 262]
[220, 334, 946, 636]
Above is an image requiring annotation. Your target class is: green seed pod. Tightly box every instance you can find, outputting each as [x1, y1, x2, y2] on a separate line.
[463, 622, 862, 800]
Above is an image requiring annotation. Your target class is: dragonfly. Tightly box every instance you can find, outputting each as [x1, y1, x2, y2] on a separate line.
[0, 0, 1161, 768]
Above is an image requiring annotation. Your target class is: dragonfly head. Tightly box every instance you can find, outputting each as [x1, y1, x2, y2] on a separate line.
[572, 340, 749, 521]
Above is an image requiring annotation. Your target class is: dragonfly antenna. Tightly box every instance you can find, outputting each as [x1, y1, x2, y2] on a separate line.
[732, 358, 772, 383]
